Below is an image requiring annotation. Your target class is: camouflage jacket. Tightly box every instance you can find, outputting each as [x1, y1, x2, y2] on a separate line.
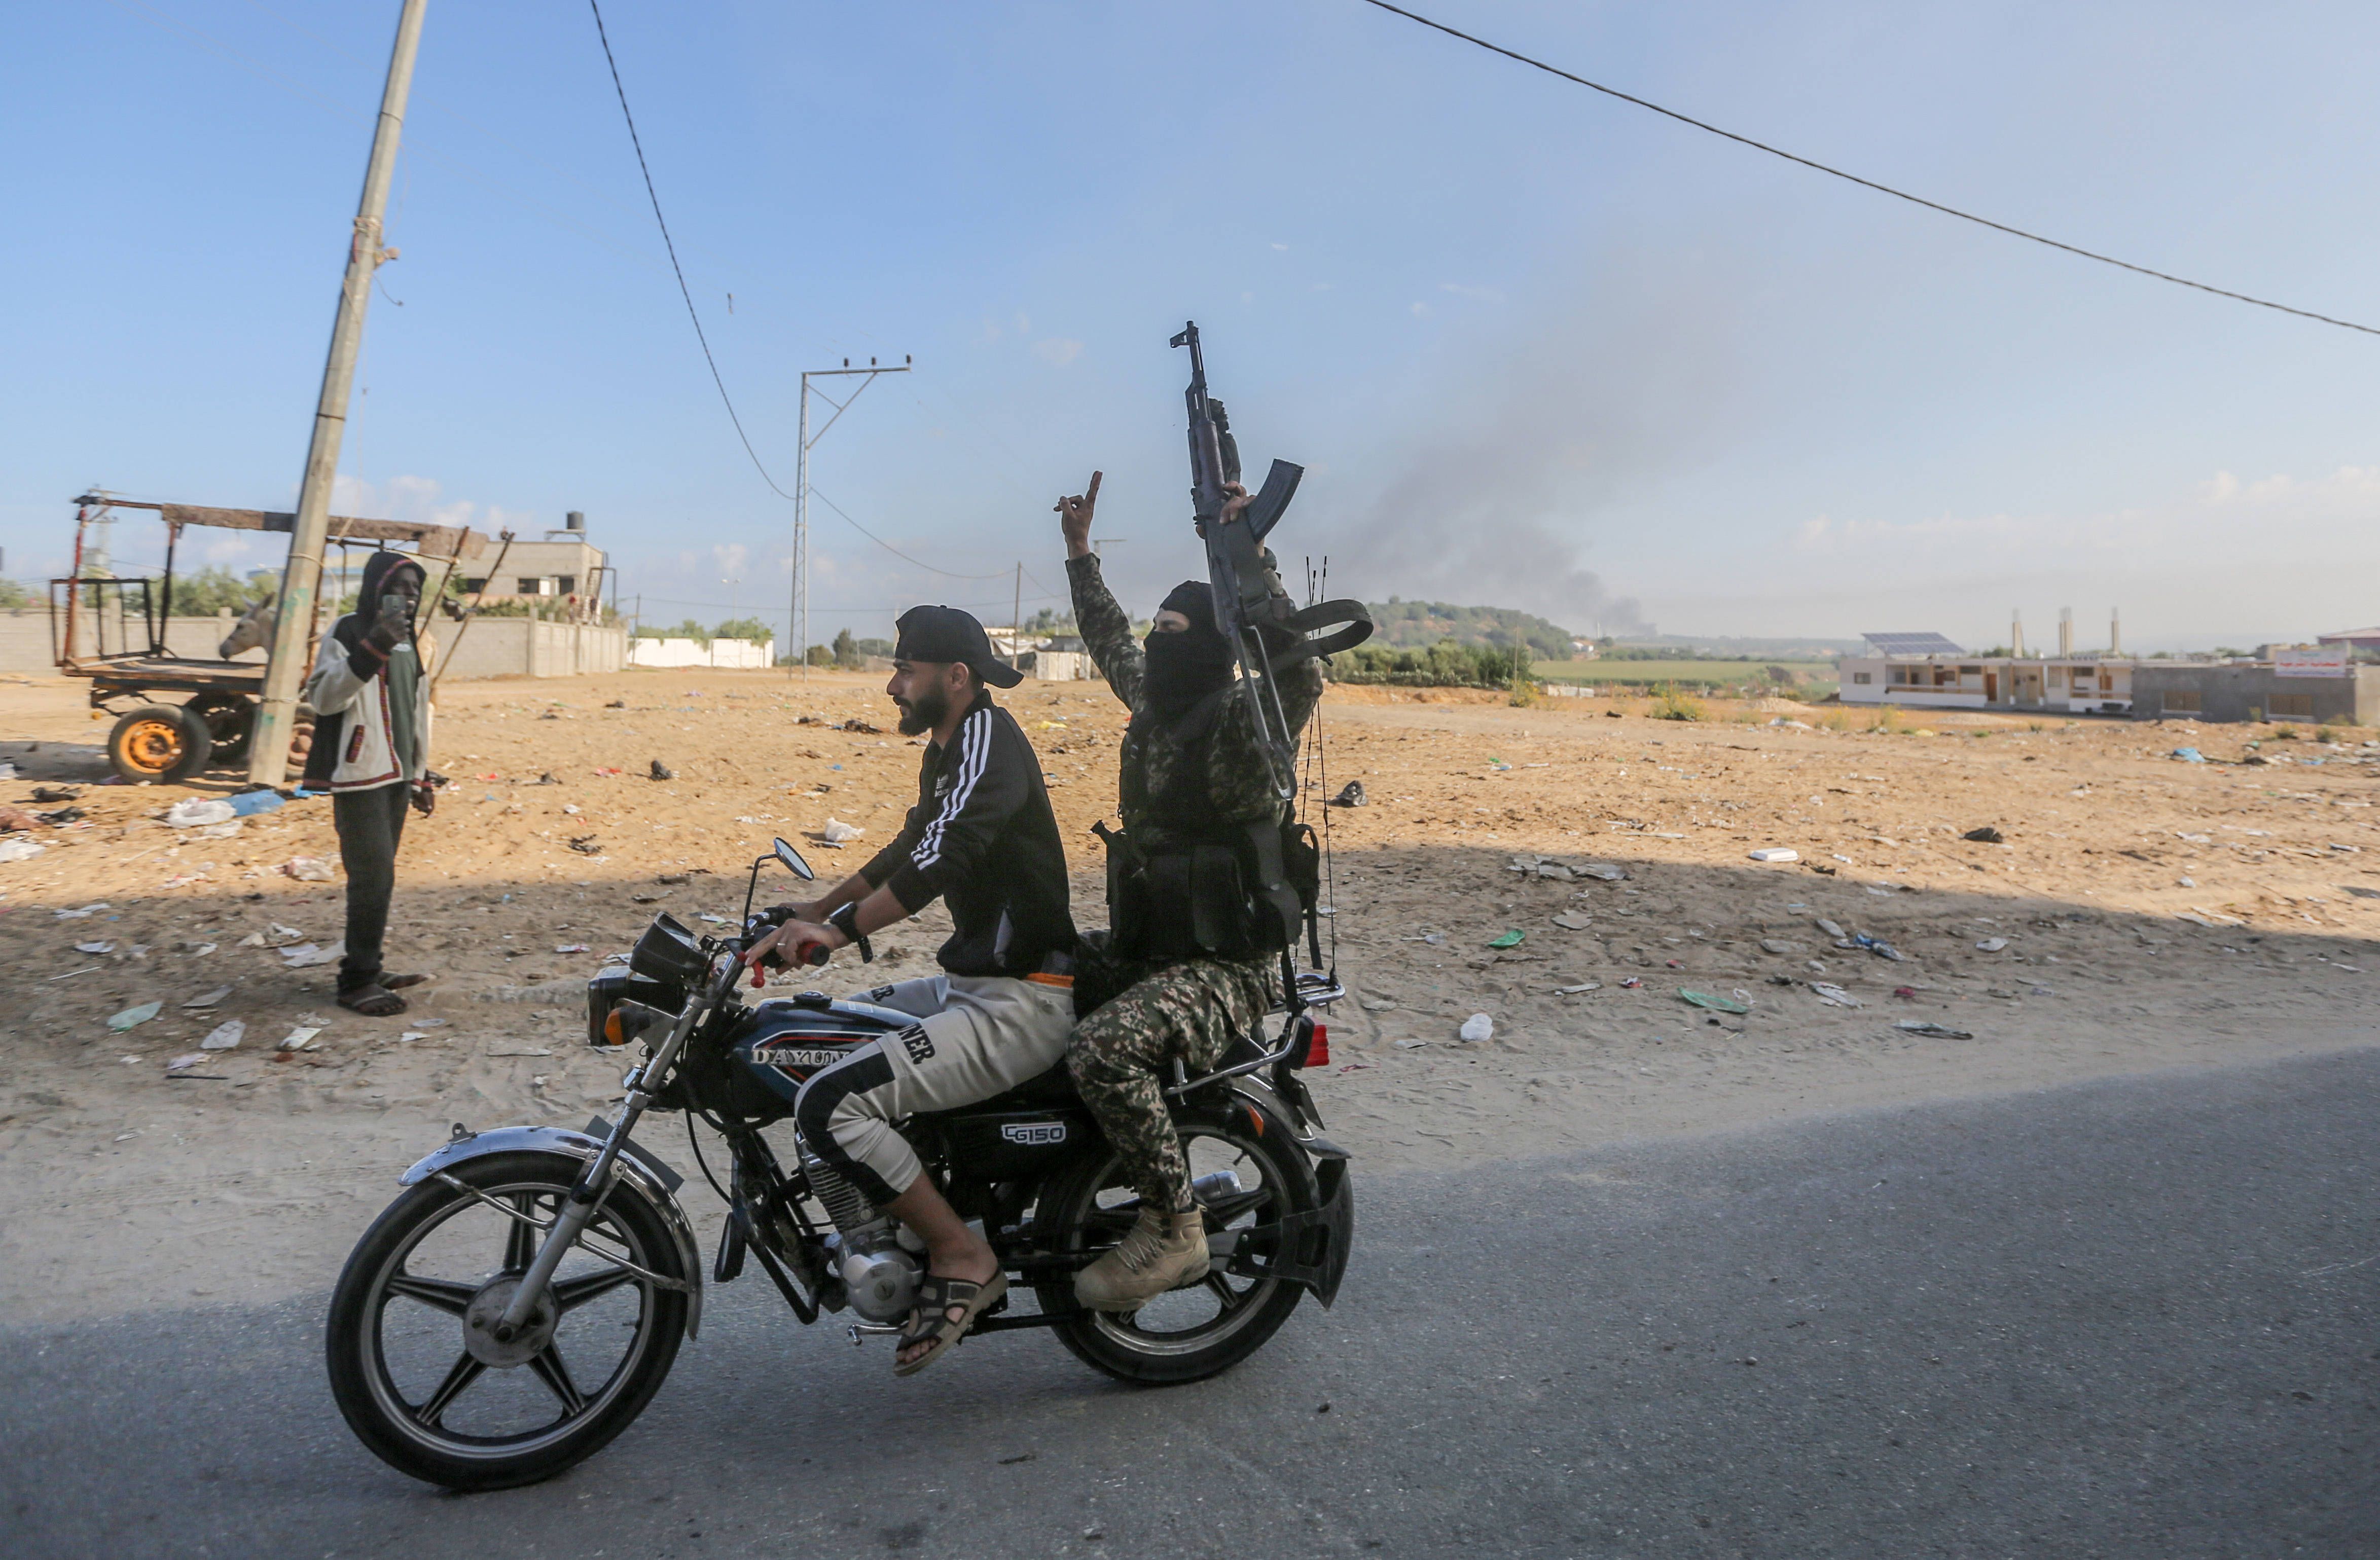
[1067, 551, 1324, 853]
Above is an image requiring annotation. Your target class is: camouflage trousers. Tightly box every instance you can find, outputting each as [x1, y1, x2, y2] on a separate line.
[1067, 955, 1278, 1211]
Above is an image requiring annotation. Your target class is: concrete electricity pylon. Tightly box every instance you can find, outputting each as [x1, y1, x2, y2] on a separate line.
[790, 357, 909, 680]
[249, 0, 428, 784]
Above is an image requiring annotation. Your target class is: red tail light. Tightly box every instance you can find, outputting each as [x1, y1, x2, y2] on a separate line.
[1296, 1021, 1329, 1068]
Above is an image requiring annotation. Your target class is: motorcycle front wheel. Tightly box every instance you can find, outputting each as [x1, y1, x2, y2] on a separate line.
[1032, 1105, 1315, 1385]
[326, 1151, 691, 1491]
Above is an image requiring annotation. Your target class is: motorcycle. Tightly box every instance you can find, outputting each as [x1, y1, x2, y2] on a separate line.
[325, 838, 1353, 1491]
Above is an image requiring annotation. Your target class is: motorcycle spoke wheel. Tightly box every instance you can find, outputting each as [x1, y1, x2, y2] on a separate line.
[1035, 1109, 1317, 1385]
[327, 1152, 691, 1491]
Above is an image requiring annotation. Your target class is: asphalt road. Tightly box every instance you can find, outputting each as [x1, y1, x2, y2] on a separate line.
[6, 1048, 2376, 1559]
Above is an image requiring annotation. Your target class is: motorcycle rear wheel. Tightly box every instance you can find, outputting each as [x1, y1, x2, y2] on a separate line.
[1033, 1105, 1314, 1385]
[326, 1151, 690, 1491]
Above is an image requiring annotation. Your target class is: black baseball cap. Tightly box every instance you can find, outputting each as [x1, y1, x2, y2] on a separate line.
[892, 604, 1024, 688]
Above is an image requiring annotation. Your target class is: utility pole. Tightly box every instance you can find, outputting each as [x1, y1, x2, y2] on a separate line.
[1011, 562, 1022, 667]
[249, 0, 427, 784]
[790, 356, 910, 683]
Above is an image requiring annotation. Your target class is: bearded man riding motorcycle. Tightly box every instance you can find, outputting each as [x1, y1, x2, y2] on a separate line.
[1056, 471, 1327, 1310]
[743, 605, 1078, 1374]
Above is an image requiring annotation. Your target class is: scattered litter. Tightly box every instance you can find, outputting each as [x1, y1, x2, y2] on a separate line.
[398, 1031, 429, 1043]
[1394, 1039, 1430, 1049]
[165, 798, 236, 827]
[279, 941, 344, 968]
[238, 924, 308, 948]
[182, 986, 232, 1009]
[1816, 919, 1846, 938]
[1962, 826, 2005, 843]
[697, 913, 729, 925]
[821, 818, 867, 844]
[1400, 933, 1445, 946]
[555, 943, 591, 954]
[487, 1046, 555, 1058]
[1487, 929, 1525, 949]
[30, 785, 81, 803]
[282, 857, 336, 882]
[1574, 862, 1628, 882]
[1535, 862, 1574, 881]
[1895, 1020, 1974, 1039]
[0, 804, 48, 832]
[1618, 976, 1643, 989]
[0, 838, 47, 864]
[228, 789, 284, 817]
[1975, 937, 2009, 952]
[840, 718, 883, 734]
[2345, 887, 2380, 900]
[568, 836, 603, 855]
[1359, 997, 1398, 1012]
[76, 939, 116, 955]
[1854, 933, 1905, 962]
[1892, 986, 1917, 1000]
[1551, 911, 1594, 930]
[2170, 747, 2207, 764]
[200, 1019, 245, 1051]
[276, 1026, 322, 1051]
[650, 759, 675, 780]
[563, 804, 582, 816]
[1747, 848, 1799, 863]
[108, 1001, 163, 1032]
[1556, 982, 1601, 995]
[1458, 1013, 1494, 1042]
[1329, 781, 1368, 808]
[49, 965, 99, 981]
[1808, 982, 1862, 1008]
[1678, 989, 1748, 1014]
[164, 1053, 205, 1074]
[194, 820, 243, 840]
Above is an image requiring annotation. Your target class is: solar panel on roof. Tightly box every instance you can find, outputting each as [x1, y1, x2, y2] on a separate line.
[1861, 632, 1965, 657]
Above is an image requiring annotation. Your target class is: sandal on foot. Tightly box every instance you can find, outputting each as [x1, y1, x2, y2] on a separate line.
[892, 1271, 1007, 1378]
[382, 972, 435, 991]
[337, 985, 408, 1018]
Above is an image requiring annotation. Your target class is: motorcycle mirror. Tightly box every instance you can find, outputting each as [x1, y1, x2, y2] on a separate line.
[773, 837, 815, 882]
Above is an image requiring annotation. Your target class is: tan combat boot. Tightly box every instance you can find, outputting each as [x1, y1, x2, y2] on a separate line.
[1074, 1207, 1210, 1312]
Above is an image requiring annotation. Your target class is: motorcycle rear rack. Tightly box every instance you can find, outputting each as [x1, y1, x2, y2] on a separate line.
[1162, 973, 1343, 1100]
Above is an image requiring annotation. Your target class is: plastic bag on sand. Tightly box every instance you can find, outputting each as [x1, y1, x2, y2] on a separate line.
[1895, 1019, 1973, 1039]
[200, 1019, 245, 1051]
[1679, 988, 1749, 1014]
[166, 798, 236, 827]
[0, 838, 45, 865]
[280, 941, 344, 968]
[821, 818, 866, 845]
[1808, 981, 1862, 1008]
[283, 857, 336, 882]
[1747, 848, 1799, 863]
[1458, 1013, 1494, 1042]
[228, 789, 283, 817]
[109, 1001, 163, 1032]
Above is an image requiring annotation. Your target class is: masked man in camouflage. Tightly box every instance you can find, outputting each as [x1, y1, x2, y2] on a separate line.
[1056, 470, 1325, 1310]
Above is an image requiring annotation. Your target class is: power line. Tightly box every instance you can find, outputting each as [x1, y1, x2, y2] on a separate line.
[806, 487, 1014, 580]
[1355, 0, 2380, 338]
[586, 0, 801, 496]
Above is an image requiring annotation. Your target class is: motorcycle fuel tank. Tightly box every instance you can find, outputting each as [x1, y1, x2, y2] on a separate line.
[725, 995, 912, 1108]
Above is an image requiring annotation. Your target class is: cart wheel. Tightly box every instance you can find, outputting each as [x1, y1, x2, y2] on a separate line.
[187, 694, 255, 766]
[109, 704, 213, 784]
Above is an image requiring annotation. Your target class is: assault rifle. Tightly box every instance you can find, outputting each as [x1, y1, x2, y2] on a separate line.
[1170, 321, 1372, 800]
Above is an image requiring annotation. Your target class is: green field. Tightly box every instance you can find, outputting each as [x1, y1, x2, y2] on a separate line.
[1533, 657, 1838, 693]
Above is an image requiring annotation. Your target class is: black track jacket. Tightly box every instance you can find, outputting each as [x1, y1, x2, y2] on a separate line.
[859, 691, 1076, 977]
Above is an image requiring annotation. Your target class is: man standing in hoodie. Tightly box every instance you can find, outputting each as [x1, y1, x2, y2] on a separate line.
[302, 550, 437, 1018]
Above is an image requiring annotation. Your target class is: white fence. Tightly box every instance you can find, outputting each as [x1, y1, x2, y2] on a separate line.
[629, 636, 775, 670]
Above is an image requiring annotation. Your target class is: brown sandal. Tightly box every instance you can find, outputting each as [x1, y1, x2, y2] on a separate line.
[337, 985, 408, 1017]
[892, 1271, 1007, 1377]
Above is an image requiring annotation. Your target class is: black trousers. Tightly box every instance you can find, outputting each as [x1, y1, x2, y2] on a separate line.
[333, 783, 410, 992]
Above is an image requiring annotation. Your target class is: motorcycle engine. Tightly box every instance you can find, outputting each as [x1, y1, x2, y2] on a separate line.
[826, 1224, 921, 1324]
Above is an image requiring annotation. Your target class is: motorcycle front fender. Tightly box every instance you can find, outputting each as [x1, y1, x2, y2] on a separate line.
[401, 1124, 705, 1340]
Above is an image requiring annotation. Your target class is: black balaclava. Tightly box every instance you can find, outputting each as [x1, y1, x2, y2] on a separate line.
[1141, 579, 1236, 722]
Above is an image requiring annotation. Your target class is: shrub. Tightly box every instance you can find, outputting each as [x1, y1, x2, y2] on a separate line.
[1649, 683, 1705, 721]
[1331, 639, 1532, 690]
[2272, 724, 2299, 741]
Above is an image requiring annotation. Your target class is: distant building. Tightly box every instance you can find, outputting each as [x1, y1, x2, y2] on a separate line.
[458, 512, 608, 620]
[2317, 626, 2380, 654]
[1840, 628, 2379, 723]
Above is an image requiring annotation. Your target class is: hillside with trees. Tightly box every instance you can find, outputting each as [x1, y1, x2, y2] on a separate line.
[1364, 598, 1576, 661]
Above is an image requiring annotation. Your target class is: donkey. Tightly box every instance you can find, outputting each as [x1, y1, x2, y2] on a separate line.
[219, 596, 276, 660]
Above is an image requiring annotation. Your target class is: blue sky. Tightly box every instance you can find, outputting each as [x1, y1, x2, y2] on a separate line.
[7, 1, 2379, 651]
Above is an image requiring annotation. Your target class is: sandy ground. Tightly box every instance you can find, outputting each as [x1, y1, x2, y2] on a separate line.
[3, 668, 2376, 1321]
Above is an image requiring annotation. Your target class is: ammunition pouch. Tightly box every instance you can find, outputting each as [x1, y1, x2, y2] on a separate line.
[1102, 817, 1315, 965]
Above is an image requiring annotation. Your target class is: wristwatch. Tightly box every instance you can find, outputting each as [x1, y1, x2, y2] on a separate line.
[825, 901, 874, 963]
